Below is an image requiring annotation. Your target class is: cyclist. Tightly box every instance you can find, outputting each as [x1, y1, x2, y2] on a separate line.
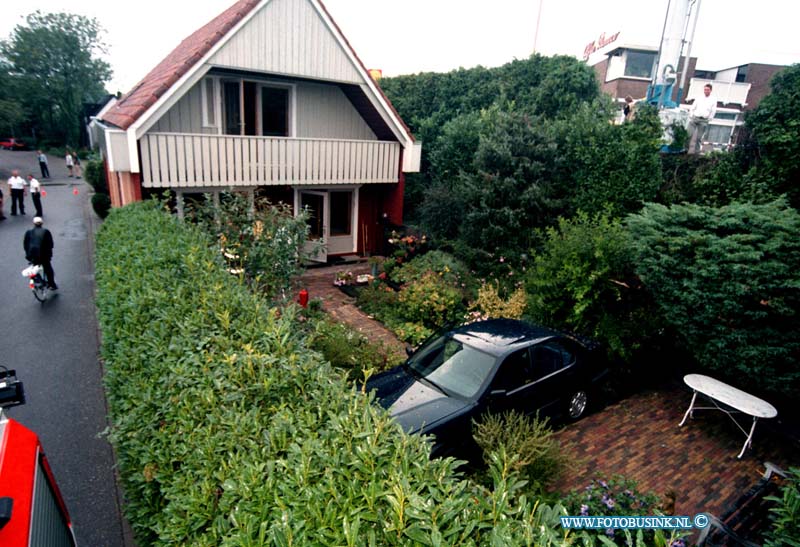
[23, 216, 57, 290]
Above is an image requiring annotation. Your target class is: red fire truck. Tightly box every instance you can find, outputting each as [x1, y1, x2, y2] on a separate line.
[0, 368, 78, 546]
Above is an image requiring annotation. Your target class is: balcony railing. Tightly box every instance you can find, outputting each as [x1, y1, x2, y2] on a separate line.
[139, 133, 401, 188]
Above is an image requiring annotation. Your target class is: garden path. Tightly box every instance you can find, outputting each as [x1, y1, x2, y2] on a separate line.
[299, 262, 407, 363]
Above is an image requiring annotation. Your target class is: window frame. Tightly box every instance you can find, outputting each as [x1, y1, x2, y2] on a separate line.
[201, 76, 220, 129]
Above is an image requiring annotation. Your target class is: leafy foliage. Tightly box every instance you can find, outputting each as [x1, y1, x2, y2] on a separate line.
[555, 102, 663, 217]
[525, 211, 660, 365]
[745, 63, 800, 208]
[84, 158, 108, 194]
[189, 192, 310, 299]
[764, 467, 800, 547]
[91, 192, 111, 219]
[473, 282, 528, 320]
[95, 200, 610, 547]
[473, 411, 564, 494]
[627, 200, 800, 395]
[1, 11, 111, 145]
[564, 476, 670, 545]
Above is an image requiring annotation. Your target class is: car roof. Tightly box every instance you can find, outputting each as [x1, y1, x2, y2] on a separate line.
[451, 319, 562, 357]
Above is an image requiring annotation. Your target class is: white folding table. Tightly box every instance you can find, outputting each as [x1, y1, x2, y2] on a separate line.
[679, 374, 777, 459]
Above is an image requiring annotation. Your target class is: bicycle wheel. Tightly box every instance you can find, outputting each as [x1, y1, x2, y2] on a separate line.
[32, 276, 47, 303]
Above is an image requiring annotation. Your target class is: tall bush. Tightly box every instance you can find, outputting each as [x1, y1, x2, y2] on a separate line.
[525, 211, 661, 365]
[627, 200, 800, 396]
[96, 201, 603, 546]
[189, 191, 309, 299]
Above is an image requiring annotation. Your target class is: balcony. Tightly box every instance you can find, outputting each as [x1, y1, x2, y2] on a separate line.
[139, 132, 402, 188]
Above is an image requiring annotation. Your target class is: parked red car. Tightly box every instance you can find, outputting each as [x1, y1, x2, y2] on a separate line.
[0, 138, 27, 150]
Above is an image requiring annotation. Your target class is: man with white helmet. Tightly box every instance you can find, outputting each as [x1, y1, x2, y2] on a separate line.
[23, 216, 57, 290]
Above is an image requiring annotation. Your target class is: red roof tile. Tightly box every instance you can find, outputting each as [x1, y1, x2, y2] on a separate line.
[101, 0, 260, 130]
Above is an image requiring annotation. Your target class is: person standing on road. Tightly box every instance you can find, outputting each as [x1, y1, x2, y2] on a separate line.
[72, 151, 82, 178]
[37, 150, 50, 179]
[688, 84, 717, 154]
[24, 216, 57, 290]
[7, 169, 27, 215]
[28, 174, 43, 217]
[66, 150, 74, 177]
[0, 186, 5, 221]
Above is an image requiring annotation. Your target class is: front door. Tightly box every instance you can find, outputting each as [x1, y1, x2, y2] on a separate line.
[299, 190, 327, 262]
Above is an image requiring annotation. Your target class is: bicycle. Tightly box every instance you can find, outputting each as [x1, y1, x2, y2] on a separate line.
[22, 263, 49, 303]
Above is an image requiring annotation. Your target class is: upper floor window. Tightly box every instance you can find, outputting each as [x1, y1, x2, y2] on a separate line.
[220, 78, 293, 137]
[625, 50, 656, 78]
[736, 65, 749, 83]
[202, 77, 218, 128]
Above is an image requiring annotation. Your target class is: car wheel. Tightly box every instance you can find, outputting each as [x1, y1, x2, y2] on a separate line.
[567, 390, 588, 420]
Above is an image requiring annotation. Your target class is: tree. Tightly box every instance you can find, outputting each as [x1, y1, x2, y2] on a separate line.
[1, 11, 111, 145]
[627, 199, 800, 396]
[744, 63, 800, 208]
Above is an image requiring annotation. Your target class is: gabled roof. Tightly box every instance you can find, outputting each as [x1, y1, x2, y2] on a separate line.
[101, 0, 413, 144]
[102, 0, 260, 129]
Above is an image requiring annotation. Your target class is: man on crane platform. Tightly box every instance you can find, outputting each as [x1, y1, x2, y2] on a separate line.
[688, 83, 717, 154]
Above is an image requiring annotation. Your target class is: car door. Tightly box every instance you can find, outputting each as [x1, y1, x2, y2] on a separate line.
[484, 347, 539, 416]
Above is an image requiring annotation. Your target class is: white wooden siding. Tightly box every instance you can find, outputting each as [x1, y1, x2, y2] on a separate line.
[210, 0, 361, 84]
[140, 133, 399, 188]
[150, 83, 217, 134]
[295, 83, 376, 139]
[149, 76, 376, 140]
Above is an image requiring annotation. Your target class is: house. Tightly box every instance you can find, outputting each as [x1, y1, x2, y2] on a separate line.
[589, 42, 786, 151]
[96, 0, 421, 260]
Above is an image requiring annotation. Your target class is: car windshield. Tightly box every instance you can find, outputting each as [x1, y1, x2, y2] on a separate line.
[406, 334, 496, 399]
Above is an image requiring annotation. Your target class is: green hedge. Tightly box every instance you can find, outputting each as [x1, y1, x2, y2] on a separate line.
[96, 201, 598, 546]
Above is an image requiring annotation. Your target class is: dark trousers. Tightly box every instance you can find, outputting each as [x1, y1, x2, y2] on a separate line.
[32, 192, 43, 216]
[39, 161, 50, 179]
[34, 259, 56, 289]
[10, 189, 25, 215]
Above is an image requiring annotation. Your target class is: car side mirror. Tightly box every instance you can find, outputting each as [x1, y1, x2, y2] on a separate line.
[405, 345, 414, 357]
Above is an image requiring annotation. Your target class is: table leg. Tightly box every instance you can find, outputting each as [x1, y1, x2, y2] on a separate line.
[680, 391, 698, 426]
[738, 417, 758, 459]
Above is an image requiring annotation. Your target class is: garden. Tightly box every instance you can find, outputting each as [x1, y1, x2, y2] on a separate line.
[92, 57, 800, 546]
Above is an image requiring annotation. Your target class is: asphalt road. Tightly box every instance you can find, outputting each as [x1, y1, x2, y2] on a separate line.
[0, 150, 128, 546]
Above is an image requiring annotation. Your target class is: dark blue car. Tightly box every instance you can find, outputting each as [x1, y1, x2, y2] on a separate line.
[365, 319, 607, 458]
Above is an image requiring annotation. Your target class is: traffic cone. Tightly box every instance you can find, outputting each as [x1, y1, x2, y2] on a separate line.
[41, 190, 47, 197]
[72, 187, 79, 195]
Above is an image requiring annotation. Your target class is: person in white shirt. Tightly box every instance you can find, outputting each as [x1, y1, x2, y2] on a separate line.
[7, 169, 27, 215]
[688, 84, 717, 154]
[65, 151, 74, 177]
[28, 174, 43, 217]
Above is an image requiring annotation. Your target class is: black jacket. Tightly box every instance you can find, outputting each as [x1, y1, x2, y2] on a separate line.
[23, 226, 54, 263]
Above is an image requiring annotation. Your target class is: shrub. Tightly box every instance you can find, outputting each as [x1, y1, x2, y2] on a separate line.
[627, 200, 800, 396]
[474, 281, 527, 319]
[83, 158, 108, 194]
[764, 467, 800, 547]
[398, 270, 466, 329]
[564, 475, 677, 545]
[525, 211, 662, 366]
[95, 200, 602, 546]
[307, 316, 400, 381]
[189, 191, 310, 299]
[473, 411, 564, 494]
[91, 192, 111, 219]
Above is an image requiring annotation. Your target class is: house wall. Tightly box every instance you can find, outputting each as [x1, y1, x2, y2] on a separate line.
[209, 0, 361, 84]
[150, 83, 217, 134]
[149, 78, 377, 141]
